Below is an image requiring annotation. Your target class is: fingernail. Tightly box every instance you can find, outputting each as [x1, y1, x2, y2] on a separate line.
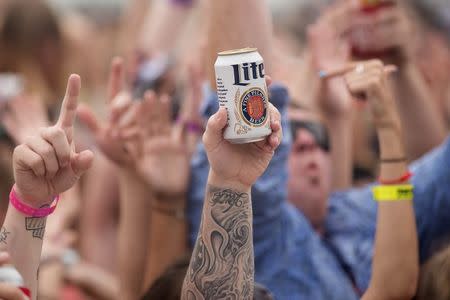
[273, 136, 279, 145]
[115, 93, 130, 108]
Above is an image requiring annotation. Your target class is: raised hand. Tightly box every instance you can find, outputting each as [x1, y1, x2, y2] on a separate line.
[76, 57, 137, 166]
[203, 102, 282, 189]
[12, 75, 93, 207]
[129, 66, 203, 198]
[79, 57, 204, 199]
[309, 2, 353, 117]
[343, 60, 398, 126]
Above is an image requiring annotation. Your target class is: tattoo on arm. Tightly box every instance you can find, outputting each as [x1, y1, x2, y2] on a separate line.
[182, 185, 254, 300]
[25, 217, 46, 240]
[0, 227, 10, 244]
[24, 204, 49, 240]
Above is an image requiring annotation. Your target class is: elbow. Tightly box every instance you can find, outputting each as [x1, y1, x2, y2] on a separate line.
[397, 274, 419, 300]
[383, 267, 419, 300]
[371, 264, 419, 300]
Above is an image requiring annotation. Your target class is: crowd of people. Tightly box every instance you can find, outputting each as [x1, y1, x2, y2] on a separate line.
[0, 0, 450, 299]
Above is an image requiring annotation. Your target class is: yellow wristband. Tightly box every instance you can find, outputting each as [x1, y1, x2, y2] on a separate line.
[372, 184, 414, 202]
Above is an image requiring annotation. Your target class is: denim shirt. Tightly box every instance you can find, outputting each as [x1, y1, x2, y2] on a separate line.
[187, 84, 450, 299]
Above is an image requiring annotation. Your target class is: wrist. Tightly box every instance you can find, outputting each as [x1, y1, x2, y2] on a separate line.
[14, 186, 53, 209]
[376, 127, 406, 162]
[208, 170, 251, 192]
[118, 167, 146, 187]
[325, 114, 352, 127]
[153, 195, 186, 210]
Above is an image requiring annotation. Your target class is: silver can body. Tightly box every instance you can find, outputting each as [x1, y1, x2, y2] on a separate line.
[0, 266, 30, 298]
[0, 265, 24, 286]
[214, 48, 272, 144]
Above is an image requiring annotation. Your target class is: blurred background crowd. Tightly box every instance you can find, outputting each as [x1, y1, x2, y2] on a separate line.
[0, 0, 450, 299]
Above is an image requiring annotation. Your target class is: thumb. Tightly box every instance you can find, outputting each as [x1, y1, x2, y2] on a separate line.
[77, 104, 101, 134]
[203, 107, 227, 151]
[0, 251, 10, 266]
[71, 150, 94, 177]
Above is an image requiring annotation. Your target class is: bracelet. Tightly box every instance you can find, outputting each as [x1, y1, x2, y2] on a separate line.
[10, 185, 59, 218]
[372, 184, 414, 202]
[185, 121, 204, 134]
[380, 157, 407, 163]
[379, 171, 413, 185]
[151, 204, 185, 221]
[176, 118, 204, 134]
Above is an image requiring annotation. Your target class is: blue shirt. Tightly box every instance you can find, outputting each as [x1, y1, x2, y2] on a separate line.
[187, 84, 450, 299]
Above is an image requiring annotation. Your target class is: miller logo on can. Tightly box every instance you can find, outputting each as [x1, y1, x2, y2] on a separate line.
[214, 48, 271, 144]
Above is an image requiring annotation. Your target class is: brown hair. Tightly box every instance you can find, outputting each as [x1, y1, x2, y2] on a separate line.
[0, 0, 65, 102]
[141, 255, 274, 300]
[416, 245, 450, 300]
[141, 256, 190, 300]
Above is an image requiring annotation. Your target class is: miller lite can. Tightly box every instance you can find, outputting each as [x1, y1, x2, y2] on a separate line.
[214, 48, 271, 144]
[0, 266, 31, 298]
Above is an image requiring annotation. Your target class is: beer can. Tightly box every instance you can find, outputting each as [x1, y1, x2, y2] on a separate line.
[214, 48, 271, 144]
[0, 265, 31, 298]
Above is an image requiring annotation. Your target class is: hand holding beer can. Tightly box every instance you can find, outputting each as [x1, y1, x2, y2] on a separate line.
[214, 48, 272, 144]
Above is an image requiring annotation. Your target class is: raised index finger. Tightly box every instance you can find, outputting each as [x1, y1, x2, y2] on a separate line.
[57, 74, 81, 141]
[107, 57, 124, 103]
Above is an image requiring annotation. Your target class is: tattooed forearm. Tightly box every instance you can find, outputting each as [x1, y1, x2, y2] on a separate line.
[25, 217, 46, 240]
[0, 227, 10, 244]
[182, 185, 254, 300]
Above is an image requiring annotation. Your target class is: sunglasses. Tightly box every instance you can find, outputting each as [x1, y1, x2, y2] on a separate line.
[290, 120, 330, 152]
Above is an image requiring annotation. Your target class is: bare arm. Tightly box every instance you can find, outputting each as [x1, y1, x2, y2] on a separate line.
[138, 0, 196, 55]
[76, 58, 152, 300]
[117, 170, 153, 300]
[117, 0, 152, 56]
[0, 75, 93, 300]
[391, 63, 446, 160]
[206, 0, 275, 87]
[79, 154, 118, 273]
[362, 127, 418, 300]
[144, 196, 187, 289]
[308, 4, 355, 190]
[182, 96, 282, 298]
[0, 207, 44, 298]
[344, 61, 418, 300]
[182, 181, 253, 299]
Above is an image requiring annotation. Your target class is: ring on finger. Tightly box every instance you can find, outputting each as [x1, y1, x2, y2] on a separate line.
[355, 64, 365, 74]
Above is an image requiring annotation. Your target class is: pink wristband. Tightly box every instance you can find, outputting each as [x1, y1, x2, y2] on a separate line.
[9, 186, 59, 218]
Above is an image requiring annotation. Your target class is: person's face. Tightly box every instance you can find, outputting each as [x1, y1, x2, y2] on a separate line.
[287, 110, 331, 231]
